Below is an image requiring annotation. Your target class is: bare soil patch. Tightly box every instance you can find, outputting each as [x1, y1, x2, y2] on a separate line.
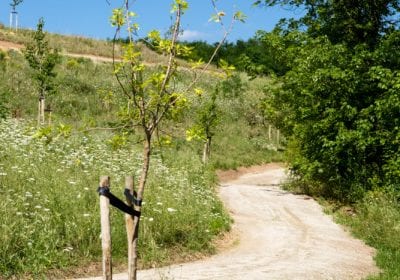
[0, 40, 23, 51]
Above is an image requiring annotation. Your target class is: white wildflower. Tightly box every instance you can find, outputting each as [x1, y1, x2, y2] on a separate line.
[63, 246, 73, 252]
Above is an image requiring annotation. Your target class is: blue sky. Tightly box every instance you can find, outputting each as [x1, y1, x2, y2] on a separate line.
[0, 0, 304, 43]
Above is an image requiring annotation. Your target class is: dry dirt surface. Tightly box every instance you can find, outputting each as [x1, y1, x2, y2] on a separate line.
[72, 164, 378, 280]
[0, 40, 116, 63]
[0, 40, 22, 51]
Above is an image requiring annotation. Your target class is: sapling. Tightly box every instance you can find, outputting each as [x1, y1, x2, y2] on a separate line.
[24, 18, 60, 126]
[109, 1, 244, 278]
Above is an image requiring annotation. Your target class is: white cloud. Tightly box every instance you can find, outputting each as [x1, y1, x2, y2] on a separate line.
[178, 30, 207, 41]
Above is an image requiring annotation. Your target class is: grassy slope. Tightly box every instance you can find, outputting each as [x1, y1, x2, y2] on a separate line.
[335, 194, 400, 280]
[0, 29, 282, 278]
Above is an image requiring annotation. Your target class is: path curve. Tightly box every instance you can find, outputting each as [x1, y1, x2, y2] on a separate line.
[74, 164, 378, 280]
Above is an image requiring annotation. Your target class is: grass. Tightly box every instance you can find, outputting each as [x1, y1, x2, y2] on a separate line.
[333, 191, 400, 280]
[0, 119, 231, 278]
[0, 32, 283, 278]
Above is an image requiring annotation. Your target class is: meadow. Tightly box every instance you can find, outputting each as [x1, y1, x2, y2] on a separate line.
[0, 28, 282, 278]
[0, 118, 231, 277]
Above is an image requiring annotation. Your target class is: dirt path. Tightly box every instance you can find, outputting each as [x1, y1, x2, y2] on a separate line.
[0, 40, 118, 63]
[73, 164, 378, 280]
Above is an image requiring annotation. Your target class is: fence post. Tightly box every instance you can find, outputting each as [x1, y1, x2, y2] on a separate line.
[268, 125, 272, 141]
[277, 129, 281, 146]
[125, 176, 135, 280]
[99, 176, 112, 280]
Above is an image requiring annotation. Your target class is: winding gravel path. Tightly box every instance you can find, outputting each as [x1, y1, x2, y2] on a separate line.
[75, 164, 378, 280]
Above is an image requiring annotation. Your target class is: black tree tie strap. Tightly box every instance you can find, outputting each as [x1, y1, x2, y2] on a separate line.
[124, 189, 142, 207]
[98, 187, 141, 217]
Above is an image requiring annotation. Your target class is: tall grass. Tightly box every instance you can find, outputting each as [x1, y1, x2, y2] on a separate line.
[0, 35, 283, 278]
[334, 191, 400, 279]
[0, 119, 230, 278]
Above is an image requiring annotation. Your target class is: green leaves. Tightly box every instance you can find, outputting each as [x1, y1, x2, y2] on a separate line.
[234, 11, 247, 23]
[171, 0, 189, 13]
[218, 59, 235, 77]
[24, 18, 60, 97]
[209, 12, 225, 23]
[265, 30, 400, 201]
[110, 8, 125, 27]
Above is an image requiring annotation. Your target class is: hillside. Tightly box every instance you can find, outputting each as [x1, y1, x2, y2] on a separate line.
[0, 26, 282, 279]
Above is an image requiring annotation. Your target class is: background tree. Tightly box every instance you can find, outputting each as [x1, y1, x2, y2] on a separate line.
[254, 0, 400, 47]
[258, 0, 400, 201]
[24, 18, 60, 125]
[186, 87, 220, 163]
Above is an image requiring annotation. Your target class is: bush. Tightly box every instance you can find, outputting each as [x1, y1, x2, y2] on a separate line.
[265, 32, 400, 202]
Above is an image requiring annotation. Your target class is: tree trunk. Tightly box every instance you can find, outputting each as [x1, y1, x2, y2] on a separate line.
[202, 137, 211, 164]
[131, 134, 151, 279]
[38, 95, 45, 126]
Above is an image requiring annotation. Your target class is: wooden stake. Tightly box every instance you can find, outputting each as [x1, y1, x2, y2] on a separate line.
[99, 176, 112, 280]
[40, 98, 45, 125]
[277, 129, 280, 146]
[268, 125, 272, 141]
[125, 176, 135, 280]
[37, 100, 41, 126]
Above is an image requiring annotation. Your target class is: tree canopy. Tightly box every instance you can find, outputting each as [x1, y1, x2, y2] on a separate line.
[254, 0, 400, 47]
[257, 0, 400, 201]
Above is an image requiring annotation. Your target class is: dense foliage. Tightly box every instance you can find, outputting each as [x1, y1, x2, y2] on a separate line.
[261, 1, 400, 202]
[266, 31, 400, 201]
[254, 0, 400, 47]
[143, 37, 290, 77]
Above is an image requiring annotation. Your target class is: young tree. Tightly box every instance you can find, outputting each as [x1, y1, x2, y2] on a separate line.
[24, 18, 60, 126]
[109, 1, 244, 278]
[186, 88, 220, 163]
[186, 61, 236, 163]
